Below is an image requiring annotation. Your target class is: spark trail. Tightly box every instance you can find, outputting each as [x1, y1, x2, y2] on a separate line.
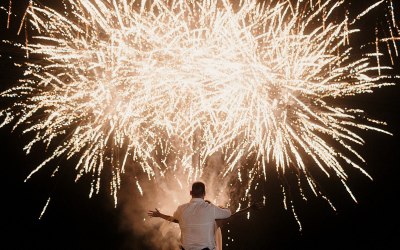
[0, 0, 397, 221]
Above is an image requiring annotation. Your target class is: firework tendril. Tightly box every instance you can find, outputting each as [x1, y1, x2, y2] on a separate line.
[1, 0, 398, 224]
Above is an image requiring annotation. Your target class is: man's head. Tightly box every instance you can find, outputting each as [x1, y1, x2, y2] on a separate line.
[190, 181, 206, 198]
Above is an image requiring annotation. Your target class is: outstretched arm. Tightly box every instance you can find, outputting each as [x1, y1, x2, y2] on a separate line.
[232, 202, 264, 217]
[215, 202, 264, 227]
[147, 209, 178, 223]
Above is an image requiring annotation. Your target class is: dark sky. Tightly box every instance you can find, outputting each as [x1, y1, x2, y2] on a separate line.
[1, 1, 399, 250]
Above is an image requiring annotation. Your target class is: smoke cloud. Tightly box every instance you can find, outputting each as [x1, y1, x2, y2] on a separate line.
[117, 152, 236, 250]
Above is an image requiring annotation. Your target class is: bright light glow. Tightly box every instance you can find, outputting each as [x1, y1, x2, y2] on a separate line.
[1, 0, 397, 216]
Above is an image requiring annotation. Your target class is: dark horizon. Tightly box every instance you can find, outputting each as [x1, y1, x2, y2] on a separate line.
[1, 1, 399, 249]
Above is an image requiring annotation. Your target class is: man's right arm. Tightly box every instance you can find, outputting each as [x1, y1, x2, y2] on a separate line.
[148, 208, 179, 223]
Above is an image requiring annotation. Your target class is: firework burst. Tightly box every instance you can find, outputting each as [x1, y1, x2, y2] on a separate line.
[1, 0, 397, 221]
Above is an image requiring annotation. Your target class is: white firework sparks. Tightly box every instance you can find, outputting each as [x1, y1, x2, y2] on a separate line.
[1, 0, 397, 221]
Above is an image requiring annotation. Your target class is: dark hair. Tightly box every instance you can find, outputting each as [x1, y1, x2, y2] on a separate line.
[191, 182, 205, 197]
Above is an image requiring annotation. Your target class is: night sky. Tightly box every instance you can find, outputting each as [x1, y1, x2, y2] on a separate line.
[1, 1, 399, 250]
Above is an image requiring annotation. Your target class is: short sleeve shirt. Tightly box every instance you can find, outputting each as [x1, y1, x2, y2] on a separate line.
[173, 198, 231, 250]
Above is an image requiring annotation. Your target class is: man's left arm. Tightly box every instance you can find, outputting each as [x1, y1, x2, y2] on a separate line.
[215, 201, 265, 227]
[213, 205, 231, 219]
[231, 201, 264, 218]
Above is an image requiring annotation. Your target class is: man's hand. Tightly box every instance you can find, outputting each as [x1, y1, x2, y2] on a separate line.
[147, 209, 178, 223]
[148, 208, 162, 218]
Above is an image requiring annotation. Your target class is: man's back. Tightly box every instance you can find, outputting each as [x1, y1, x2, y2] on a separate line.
[173, 198, 231, 250]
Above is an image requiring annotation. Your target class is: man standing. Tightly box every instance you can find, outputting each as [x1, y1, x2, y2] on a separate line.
[149, 181, 231, 250]
[174, 181, 231, 250]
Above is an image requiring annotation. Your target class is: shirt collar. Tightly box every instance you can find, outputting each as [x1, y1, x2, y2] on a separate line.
[190, 198, 204, 203]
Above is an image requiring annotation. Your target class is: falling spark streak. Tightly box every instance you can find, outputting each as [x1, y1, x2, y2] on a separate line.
[0, 0, 398, 224]
[6, 0, 12, 29]
[38, 197, 51, 220]
[350, 0, 385, 25]
[378, 0, 400, 62]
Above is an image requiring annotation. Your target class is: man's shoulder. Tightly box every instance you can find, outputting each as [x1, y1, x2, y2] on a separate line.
[173, 202, 189, 217]
[177, 201, 192, 210]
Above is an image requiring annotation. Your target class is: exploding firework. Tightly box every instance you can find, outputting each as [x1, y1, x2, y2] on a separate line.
[1, 0, 398, 224]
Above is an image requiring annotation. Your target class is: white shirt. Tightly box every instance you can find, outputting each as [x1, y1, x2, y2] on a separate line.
[173, 198, 231, 250]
